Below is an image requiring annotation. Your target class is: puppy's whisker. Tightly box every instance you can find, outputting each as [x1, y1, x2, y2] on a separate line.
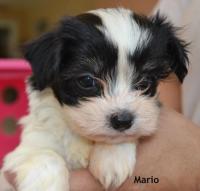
[133, 77, 146, 87]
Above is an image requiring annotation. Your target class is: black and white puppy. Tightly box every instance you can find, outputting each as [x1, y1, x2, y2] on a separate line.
[2, 8, 188, 191]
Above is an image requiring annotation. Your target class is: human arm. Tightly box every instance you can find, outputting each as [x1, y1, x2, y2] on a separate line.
[69, 107, 200, 191]
[4, 107, 200, 191]
[158, 73, 182, 112]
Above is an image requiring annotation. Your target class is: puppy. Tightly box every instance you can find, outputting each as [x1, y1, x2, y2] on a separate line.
[2, 8, 188, 191]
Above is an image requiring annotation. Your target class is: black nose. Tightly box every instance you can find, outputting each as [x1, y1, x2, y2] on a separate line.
[110, 111, 134, 132]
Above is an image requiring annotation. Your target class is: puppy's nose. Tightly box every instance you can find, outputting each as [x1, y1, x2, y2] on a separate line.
[110, 110, 134, 131]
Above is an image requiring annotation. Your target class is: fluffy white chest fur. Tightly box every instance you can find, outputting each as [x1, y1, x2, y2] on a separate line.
[3, 88, 137, 190]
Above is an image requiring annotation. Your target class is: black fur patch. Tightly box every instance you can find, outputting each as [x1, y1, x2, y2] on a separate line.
[130, 13, 188, 96]
[76, 13, 103, 26]
[25, 14, 118, 106]
[25, 10, 188, 105]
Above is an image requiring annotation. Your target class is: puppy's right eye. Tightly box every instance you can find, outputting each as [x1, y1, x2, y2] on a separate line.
[77, 75, 97, 89]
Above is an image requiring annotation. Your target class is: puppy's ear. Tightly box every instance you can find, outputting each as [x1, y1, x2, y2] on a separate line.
[151, 14, 189, 83]
[23, 31, 60, 90]
[166, 32, 189, 82]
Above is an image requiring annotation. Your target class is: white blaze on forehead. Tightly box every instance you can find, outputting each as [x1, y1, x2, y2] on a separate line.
[90, 8, 148, 54]
[90, 8, 150, 95]
[114, 50, 133, 95]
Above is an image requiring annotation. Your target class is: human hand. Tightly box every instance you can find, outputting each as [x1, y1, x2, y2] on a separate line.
[3, 107, 200, 191]
[119, 107, 200, 191]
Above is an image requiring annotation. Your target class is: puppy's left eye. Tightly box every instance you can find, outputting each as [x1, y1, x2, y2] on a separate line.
[77, 75, 97, 89]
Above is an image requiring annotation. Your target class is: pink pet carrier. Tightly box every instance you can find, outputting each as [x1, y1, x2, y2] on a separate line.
[0, 59, 31, 167]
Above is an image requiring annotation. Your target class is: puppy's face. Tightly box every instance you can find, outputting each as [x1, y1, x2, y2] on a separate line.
[25, 8, 188, 143]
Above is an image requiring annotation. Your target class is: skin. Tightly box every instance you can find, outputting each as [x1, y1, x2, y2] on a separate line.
[3, 74, 199, 190]
[4, 107, 200, 191]
[158, 73, 182, 113]
[69, 107, 200, 191]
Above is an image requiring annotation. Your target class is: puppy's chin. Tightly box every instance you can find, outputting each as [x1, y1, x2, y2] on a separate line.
[72, 128, 157, 144]
[65, 122, 157, 144]
[64, 119, 139, 144]
[84, 134, 138, 144]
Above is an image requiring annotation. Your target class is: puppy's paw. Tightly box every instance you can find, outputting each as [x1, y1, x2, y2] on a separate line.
[3, 149, 69, 191]
[89, 143, 136, 189]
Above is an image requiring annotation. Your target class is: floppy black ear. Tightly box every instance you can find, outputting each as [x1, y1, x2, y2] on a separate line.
[151, 14, 189, 83]
[23, 31, 60, 90]
[166, 33, 189, 82]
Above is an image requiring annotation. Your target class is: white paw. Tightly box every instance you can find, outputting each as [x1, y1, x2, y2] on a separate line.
[89, 143, 136, 189]
[3, 149, 69, 191]
[65, 136, 92, 169]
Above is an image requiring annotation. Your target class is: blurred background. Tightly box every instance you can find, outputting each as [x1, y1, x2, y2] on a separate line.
[0, 0, 157, 58]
